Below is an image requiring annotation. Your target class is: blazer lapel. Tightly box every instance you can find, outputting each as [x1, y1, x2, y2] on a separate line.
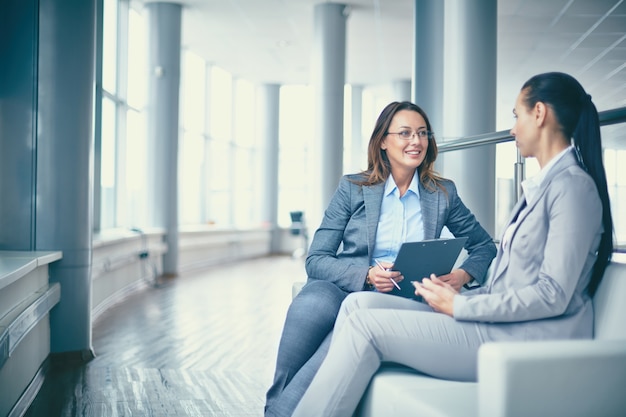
[419, 182, 438, 239]
[490, 196, 526, 283]
[363, 183, 384, 257]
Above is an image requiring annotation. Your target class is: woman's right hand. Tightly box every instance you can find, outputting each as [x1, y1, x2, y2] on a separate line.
[368, 261, 403, 292]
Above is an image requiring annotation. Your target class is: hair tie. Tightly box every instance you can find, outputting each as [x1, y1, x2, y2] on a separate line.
[587, 93, 592, 101]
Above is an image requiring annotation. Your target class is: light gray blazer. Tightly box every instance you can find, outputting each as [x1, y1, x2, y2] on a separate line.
[305, 173, 497, 293]
[455, 149, 604, 342]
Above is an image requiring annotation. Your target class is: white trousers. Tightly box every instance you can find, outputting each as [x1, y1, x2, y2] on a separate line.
[292, 291, 485, 417]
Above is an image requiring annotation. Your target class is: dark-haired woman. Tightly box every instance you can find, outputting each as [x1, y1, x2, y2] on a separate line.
[265, 102, 496, 416]
[291, 72, 614, 417]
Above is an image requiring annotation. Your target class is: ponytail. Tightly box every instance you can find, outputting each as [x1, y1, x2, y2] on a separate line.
[573, 96, 614, 296]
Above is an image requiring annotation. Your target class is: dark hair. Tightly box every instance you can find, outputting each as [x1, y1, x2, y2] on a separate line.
[521, 72, 613, 296]
[353, 101, 443, 192]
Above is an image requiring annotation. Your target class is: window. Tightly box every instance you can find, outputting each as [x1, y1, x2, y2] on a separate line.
[127, 7, 147, 109]
[278, 85, 313, 227]
[100, 96, 117, 229]
[210, 66, 233, 141]
[180, 131, 205, 224]
[102, 0, 117, 94]
[232, 79, 258, 227]
[98, 0, 147, 230]
[179, 50, 208, 225]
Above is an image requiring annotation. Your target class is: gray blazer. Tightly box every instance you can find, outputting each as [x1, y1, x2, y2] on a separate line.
[455, 149, 604, 341]
[305, 173, 497, 293]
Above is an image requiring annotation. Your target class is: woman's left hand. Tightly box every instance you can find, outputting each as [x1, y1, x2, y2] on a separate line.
[413, 274, 458, 316]
[436, 268, 471, 291]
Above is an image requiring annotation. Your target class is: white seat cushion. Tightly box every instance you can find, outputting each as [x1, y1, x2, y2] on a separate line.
[358, 364, 477, 417]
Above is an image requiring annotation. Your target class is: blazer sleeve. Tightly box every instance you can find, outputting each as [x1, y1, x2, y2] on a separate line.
[305, 176, 371, 293]
[454, 169, 603, 323]
[442, 181, 497, 285]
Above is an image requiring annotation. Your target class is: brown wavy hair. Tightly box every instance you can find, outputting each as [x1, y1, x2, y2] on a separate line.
[352, 101, 444, 192]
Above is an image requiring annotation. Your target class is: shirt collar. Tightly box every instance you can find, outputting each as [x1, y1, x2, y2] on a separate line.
[521, 146, 572, 204]
[384, 171, 420, 198]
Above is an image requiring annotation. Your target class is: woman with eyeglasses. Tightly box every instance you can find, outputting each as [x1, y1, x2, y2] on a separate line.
[265, 101, 496, 417]
[290, 73, 614, 417]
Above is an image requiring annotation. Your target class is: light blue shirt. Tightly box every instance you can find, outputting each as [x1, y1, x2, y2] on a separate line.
[371, 172, 424, 264]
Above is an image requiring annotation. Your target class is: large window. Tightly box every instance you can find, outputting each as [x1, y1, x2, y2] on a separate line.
[278, 86, 314, 227]
[98, 0, 148, 230]
[179, 51, 207, 225]
[102, 0, 117, 95]
[99, 0, 119, 230]
[232, 79, 258, 227]
[179, 53, 262, 228]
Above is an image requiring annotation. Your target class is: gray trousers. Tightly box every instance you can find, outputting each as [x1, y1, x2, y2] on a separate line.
[292, 291, 485, 417]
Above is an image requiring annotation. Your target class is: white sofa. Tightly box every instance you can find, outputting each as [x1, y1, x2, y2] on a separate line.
[357, 255, 626, 417]
[293, 255, 626, 417]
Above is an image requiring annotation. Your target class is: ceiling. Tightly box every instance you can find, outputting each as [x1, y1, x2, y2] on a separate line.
[168, 0, 625, 130]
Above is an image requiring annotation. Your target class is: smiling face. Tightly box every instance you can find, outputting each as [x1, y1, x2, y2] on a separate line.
[510, 90, 540, 158]
[381, 109, 429, 175]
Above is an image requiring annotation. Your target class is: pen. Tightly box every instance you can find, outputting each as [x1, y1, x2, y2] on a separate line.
[374, 259, 401, 290]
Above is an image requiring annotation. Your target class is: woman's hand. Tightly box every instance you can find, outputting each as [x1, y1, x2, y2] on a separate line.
[368, 261, 403, 293]
[413, 274, 458, 316]
[436, 268, 471, 291]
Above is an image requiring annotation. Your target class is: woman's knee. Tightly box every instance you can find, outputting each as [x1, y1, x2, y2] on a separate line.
[335, 292, 378, 333]
[289, 280, 348, 322]
[298, 280, 347, 307]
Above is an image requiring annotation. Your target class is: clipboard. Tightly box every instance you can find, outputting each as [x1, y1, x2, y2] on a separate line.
[389, 237, 468, 299]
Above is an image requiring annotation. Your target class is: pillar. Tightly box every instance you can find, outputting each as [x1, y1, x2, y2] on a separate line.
[146, 2, 182, 275]
[311, 2, 349, 225]
[413, 0, 445, 137]
[36, 0, 97, 356]
[392, 79, 412, 102]
[349, 85, 365, 173]
[442, 0, 497, 236]
[258, 83, 281, 252]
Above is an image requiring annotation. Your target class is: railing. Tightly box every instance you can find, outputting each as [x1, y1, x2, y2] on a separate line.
[436, 105, 626, 248]
[438, 106, 626, 153]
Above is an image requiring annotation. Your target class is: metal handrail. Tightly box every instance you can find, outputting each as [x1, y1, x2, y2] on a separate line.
[438, 106, 626, 153]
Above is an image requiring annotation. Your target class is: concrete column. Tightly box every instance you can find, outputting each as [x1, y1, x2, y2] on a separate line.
[145, 2, 182, 275]
[413, 0, 445, 137]
[36, 0, 97, 356]
[311, 2, 348, 224]
[258, 84, 281, 252]
[392, 79, 412, 102]
[442, 0, 497, 236]
[349, 85, 365, 173]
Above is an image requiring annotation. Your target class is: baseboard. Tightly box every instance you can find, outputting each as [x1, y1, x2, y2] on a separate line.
[91, 278, 148, 323]
[49, 348, 96, 368]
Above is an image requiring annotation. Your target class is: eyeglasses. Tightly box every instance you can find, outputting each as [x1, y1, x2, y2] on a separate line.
[386, 130, 433, 140]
